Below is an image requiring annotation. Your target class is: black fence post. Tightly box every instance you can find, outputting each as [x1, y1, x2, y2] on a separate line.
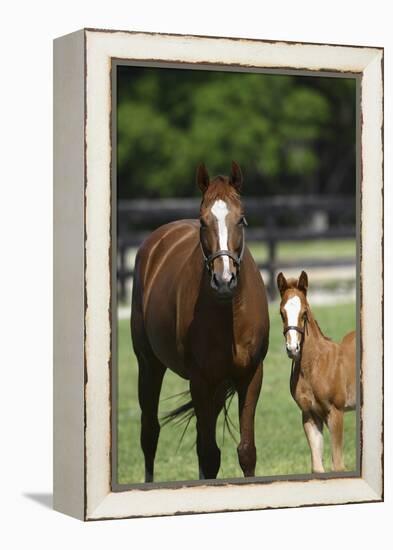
[265, 213, 277, 300]
[267, 238, 277, 300]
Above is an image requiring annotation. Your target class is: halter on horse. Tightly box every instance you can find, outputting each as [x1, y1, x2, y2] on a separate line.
[200, 217, 247, 274]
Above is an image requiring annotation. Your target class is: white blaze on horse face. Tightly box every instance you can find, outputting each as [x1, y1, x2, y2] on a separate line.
[211, 199, 231, 282]
[284, 295, 302, 350]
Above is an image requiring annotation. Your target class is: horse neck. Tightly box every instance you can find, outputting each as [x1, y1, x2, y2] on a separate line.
[298, 305, 327, 370]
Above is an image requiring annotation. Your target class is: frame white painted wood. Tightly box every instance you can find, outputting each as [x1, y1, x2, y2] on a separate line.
[53, 28, 383, 521]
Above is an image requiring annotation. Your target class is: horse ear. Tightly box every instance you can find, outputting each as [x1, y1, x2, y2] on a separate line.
[197, 163, 210, 194]
[230, 161, 243, 192]
[298, 270, 308, 295]
[277, 272, 288, 296]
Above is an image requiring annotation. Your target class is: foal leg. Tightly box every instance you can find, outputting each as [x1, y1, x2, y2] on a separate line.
[191, 378, 225, 480]
[235, 363, 263, 477]
[137, 353, 166, 482]
[302, 412, 324, 473]
[326, 406, 345, 471]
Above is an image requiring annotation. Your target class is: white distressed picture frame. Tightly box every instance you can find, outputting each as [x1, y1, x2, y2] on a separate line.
[53, 28, 383, 521]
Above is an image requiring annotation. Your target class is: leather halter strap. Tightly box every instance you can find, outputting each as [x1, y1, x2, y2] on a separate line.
[283, 325, 305, 336]
[200, 226, 246, 273]
[205, 248, 243, 268]
[283, 316, 308, 337]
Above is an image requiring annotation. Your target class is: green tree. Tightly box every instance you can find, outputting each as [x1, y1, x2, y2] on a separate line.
[117, 66, 356, 199]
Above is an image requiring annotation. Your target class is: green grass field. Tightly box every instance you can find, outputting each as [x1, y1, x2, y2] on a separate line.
[117, 301, 356, 484]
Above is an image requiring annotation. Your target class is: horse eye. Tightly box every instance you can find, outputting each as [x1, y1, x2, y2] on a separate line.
[200, 219, 207, 228]
[238, 216, 248, 226]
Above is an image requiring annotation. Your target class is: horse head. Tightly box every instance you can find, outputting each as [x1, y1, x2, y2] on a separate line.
[197, 161, 247, 301]
[277, 270, 309, 359]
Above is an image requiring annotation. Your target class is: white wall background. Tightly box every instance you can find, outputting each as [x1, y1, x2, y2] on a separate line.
[1, 1, 391, 547]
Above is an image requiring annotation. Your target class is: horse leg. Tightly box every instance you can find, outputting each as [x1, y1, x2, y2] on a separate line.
[235, 362, 263, 477]
[191, 378, 225, 480]
[137, 353, 166, 482]
[326, 406, 345, 471]
[302, 411, 324, 473]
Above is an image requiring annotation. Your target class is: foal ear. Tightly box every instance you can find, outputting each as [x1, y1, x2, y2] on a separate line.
[196, 163, 210, 194]
[230, 161, 243, 192]
[298, 270, 309, 295]
[277, 272, 288, 296]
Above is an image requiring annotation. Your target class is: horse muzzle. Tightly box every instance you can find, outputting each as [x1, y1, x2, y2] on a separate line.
[286, 342, 300, 359]
[210, 271, 237, 300]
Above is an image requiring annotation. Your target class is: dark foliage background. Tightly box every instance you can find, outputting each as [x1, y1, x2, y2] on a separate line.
[117, 66, 356, 199]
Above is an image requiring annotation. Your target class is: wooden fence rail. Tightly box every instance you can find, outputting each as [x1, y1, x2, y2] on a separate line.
[117, 195, 356, 301]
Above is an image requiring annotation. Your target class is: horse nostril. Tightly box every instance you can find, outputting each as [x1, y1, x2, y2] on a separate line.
[229, 273, 237, 290]
[286, 342, 300, 354]
[211, 273, 219, 290]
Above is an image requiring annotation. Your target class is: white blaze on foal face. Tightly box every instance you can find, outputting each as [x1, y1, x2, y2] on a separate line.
[211, 199, 231, 282]
[284, 295, 302, 351]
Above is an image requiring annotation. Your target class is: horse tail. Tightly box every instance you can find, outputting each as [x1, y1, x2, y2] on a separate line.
[161, 390, 195, 427]
[161, 384, 237, 444]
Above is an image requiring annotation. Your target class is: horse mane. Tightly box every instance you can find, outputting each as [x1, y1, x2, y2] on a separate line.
[312, 317, 332, 342]
[305, 303, 332, 342]
[202, 176, 241, 205]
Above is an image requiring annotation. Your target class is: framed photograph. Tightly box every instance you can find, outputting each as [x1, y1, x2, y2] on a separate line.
[53, 28, 383, 520]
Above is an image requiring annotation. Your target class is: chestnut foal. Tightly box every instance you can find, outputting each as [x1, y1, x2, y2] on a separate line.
[277, 271, 356, 473]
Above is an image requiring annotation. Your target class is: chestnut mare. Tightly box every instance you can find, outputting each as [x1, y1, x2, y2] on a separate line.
[131, 162, 269, 481]
[277, 271, 356, 473]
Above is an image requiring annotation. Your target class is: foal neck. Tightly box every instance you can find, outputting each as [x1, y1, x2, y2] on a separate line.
[299, 306, 328, 364]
